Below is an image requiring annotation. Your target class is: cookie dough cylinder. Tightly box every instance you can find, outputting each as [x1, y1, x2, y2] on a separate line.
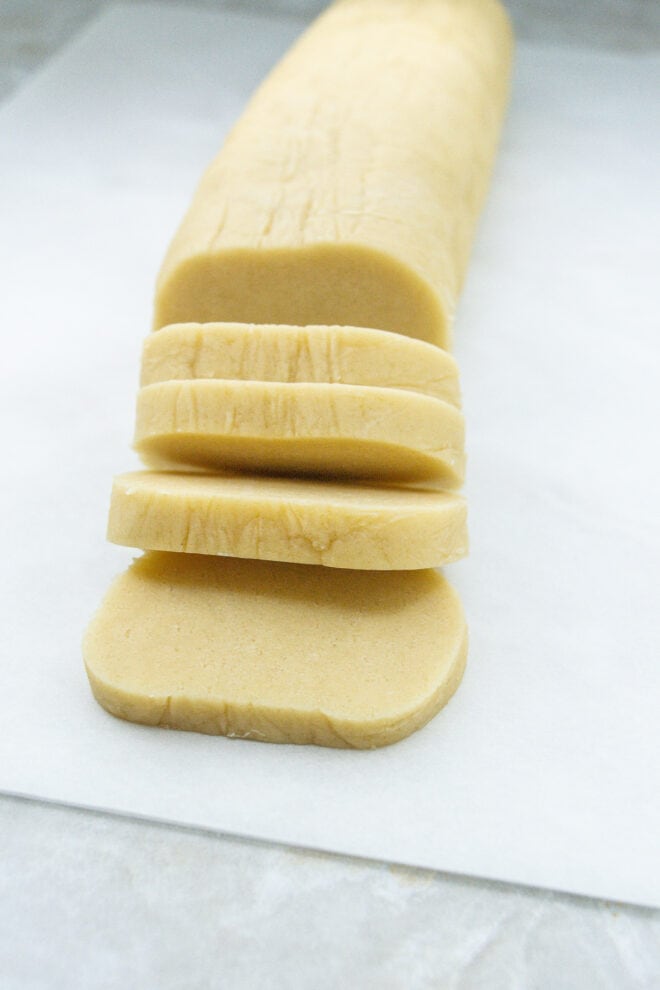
[83, 552, 468, 748]
[153, 0, 513, 347]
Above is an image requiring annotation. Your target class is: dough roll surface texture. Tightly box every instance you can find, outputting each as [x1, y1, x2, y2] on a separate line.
[83, 552, 467, 749]
[134, 380, 465, 486]
[141, 322, 461, 405]
[108, 471, 468, 570]
[153, 0, 513, 347]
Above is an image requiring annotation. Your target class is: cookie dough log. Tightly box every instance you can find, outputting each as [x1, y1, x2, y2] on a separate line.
[141, 323, 461, 406]
[153, 0, 513, 348]
[134, 380, 465, 486]
[108, 471, 468, 570]
[83, 553, 467, 748]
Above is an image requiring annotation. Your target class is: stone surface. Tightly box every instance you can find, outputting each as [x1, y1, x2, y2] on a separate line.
[1, 0, 659, 102]
[1, 795, 660, 990]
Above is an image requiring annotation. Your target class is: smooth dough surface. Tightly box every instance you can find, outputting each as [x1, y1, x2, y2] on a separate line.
[83, 552, 467, 748]
[153, 0, 512, 347]
[134, 380, 465, 486]
[141, 322, 461, 405]
[108, 470, 468, 570]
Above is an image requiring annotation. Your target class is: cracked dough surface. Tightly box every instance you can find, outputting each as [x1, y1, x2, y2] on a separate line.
[134, 380, 465, 485]
[153, 0, 512, 347]
[108, 471, 468, 570]
[83, 552, 467, 749]
[141, 322, 461, 405]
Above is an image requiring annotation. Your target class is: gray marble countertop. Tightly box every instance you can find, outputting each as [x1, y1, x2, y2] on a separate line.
[1, 3, 659, 987]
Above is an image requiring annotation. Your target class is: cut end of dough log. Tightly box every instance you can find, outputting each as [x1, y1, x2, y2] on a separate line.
[107, 470, 469, 570]
[133, 380, 466, 487]
[83, 552, 468, 749]
[154, 245, 450, 348]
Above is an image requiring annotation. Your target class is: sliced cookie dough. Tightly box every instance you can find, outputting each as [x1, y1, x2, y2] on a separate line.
[134, 380, 465, 486]
[153, 0, 512, 347]
[83, 552, 467, 749]
[141, 323, 461, 406]
[108, 470, 468, 570]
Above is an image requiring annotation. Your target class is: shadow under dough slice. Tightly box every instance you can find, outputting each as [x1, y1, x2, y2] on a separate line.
[134, 380, 465, 486]
[141, 322, 461, 405]
[108, 470, 468, 570]
[83, 552, 467, 749]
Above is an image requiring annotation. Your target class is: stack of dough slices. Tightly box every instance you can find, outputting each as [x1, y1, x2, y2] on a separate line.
[84, 0, 513, 749]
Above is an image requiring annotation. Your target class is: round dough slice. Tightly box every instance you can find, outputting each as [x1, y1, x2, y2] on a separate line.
[141, 322, 461, 406]
[83, 552, 467, 749]
[134, 380, 465, 487]
[107, 471, 468, 570]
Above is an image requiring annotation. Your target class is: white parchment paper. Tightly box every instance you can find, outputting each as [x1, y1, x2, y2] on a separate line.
[1, 4, 659, 907]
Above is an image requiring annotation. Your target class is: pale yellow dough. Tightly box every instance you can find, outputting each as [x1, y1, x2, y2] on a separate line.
[83, 552, 467, 748]
[141, 322, 461, 405]
[108, 471, 468, 570]
[134, 380, 465, 485]
[153, 0, 512, 347]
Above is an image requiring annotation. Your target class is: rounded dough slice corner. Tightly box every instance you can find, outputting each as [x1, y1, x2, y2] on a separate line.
[107, 470, 468, 570]
[133, 380, 465, 487]
[83, 552, 468, 749]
